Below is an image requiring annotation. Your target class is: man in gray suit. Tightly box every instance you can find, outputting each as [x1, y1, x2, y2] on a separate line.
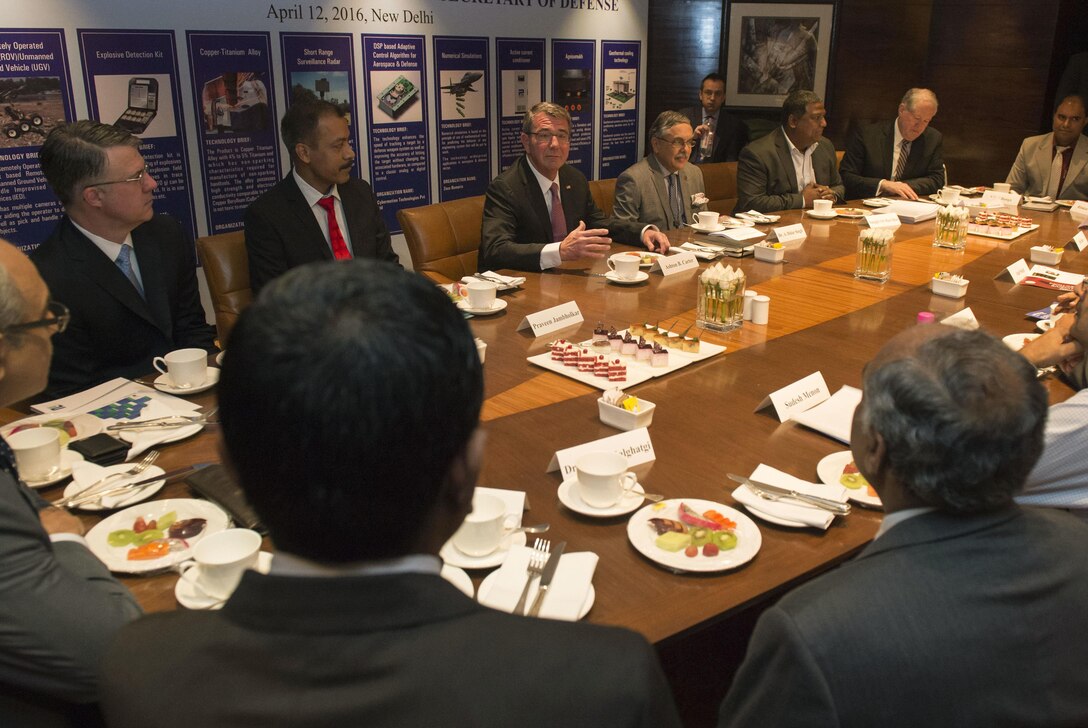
[0, 239, 141, 725]
[719, 326, 1088, 727]
[102, 261, 681, 728]
[734, 90, 844, 213]
[1006, 94, 1088, 200]
[614, 110, 706, 230]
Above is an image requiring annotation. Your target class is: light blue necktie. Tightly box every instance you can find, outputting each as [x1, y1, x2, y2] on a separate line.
[115, 245, 145, 299]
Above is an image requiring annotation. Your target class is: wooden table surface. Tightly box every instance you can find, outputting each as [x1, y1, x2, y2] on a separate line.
[8, 203, 1083, 650]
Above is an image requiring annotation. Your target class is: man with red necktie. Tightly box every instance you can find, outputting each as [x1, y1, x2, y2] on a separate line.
[245, 99, 400, 294]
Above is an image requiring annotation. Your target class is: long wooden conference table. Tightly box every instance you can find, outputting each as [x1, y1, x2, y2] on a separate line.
[8, 201, 1084, 723]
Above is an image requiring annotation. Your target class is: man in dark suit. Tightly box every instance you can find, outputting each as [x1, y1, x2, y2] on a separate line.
[734, 90, 844, 213]
[840, 88, 945, 200]
[679, 72, 749, 163]
[480, 101, 669, 272]
[244, 99, 398, 293]
[719, 326, 1088, 727]
[32, 121, 216, 398]
[0, 239, 141, 725]
[100, 261, 681, 728]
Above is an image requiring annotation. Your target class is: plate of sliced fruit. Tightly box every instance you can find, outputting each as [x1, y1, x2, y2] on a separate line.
[86, 498, 230, 573]
[816, 451, 882, 508]
[626, 498, 761, 573]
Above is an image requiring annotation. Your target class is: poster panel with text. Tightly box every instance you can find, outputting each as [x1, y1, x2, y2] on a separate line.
[279, 32, 360, 177]
[433, 36, 489, 201]
[362, 34, 430, 233]
[495, 37, 543, 172]
[79, 29, 197, 240]
[185, 31, 280, 234]
[0, 29, 76, 250]
[599, 40, 640, 179]
[551, 39, 594, 179]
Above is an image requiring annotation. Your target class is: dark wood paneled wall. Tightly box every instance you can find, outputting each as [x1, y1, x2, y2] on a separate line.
[646, 0, 1088, 187]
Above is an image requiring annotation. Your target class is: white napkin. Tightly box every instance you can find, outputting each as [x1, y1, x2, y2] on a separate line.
[478, 546, 597, 621]
[790, 385, 862, 444]
[107, 398, 203, 459]
[738, 210, 780, 224]
[731, 464, 848, 530]
[67, 461, 163, 509]
[679, 242, 720, 260]
[460, 271, 526, 289]
[939, 307, 980, 331]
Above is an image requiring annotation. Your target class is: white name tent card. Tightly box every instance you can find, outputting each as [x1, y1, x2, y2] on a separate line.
[547, 427, 656, 478]
[517, 301, 583, 338]
[1070, 230, 1088, 252]
[654, 251, 699, 276]
[770, 223, 806, 244]
[755, 371, 831, 423]
[1069, 200, 1088, 218]
[997, 258, 1032, 284]
[980, 190, 1022, 207]
[939, 307, 980, 330]
[865, 212, 902, 230]
[790, 386, 863, 444]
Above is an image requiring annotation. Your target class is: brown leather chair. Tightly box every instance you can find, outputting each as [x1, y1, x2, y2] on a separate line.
[397, 195, 484, 281]
[589, 178, 617, 217]
[700, 161, 738, 213]
[836, 149, 845, 168]
[195, 231, 252, 346]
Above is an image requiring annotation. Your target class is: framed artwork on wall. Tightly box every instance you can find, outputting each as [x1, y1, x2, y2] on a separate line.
[724, 2, 836, 109]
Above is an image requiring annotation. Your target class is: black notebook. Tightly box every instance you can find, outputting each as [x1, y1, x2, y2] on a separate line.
[185, 464, 266, 534]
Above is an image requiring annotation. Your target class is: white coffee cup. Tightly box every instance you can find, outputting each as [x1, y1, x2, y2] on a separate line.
[939, 186, 961, 204]
[812, 199, 833, 214]
[466, 280, 498, 310]
[607, 252, 641, 279]
[153, 348, 207, 389]
[6, 427, 62, 481]
[177, 528, 262, 601]
[993, 182, 1012, 193]
[575, 451, 637, 509]
[450, 493, 518, 557]
[696, 211, 720, 228]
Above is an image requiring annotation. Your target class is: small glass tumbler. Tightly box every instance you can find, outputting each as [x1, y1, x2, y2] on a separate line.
[696, 273, 746, 331]
[933, 206, 968, 250]
[855, 229, 894, 282]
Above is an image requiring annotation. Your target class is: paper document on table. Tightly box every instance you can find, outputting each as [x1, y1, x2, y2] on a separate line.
[790, 385, 862, 444]
[882, 200, 938, 224]
[32, 378, 200, 415]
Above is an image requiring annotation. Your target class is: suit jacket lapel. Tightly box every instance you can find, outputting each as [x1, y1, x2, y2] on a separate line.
[337, 180, 368, 257]
[285, 175, 335, 262]
[1033, 134, 1055, 190]
[132, 227, 173, 337]
[882, 122, 895, 178]
[519, 157, 554, 241]
[557, 165, 580, 235]
[775, 129, 799, 193]
[1063, 136, 1088, 197]
[647, 155, 674, 228]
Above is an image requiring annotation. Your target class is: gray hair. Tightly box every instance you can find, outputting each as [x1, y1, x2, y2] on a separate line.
[521, 102, 571, 135]
[0, 262, 23, 331]
[650, 111, 692, 140]
[901, 88, 938, 113]
[39, 120, 140, 206]
[781, 90, 822, 126]
[857, 329, 1047, 513]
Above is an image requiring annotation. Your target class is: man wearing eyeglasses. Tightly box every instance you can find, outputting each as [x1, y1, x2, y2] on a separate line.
[0, 239, 141, 723]
[480, 102, 670, 272]
[30, 121, 216, 397]
[840, 88, 944, 201]
[613, 111, 707, 231]
[679, 73, 749, 164]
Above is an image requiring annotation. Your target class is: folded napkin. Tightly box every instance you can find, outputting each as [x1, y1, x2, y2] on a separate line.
[939, 306, 980, 331]
[679, 242, 721, 260]
[68, 461, 162, 509]
[108, 398, 204, 459]
[791, 386, 862, 444]
[478, 546, 597, 621]
[737, 210, 780, 224]
[731, 464, 849, 530]
[460, 271, 526, 289]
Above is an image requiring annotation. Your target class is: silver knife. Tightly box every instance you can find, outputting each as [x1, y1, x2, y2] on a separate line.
[728, 473, 852, 515]
[526, 540, 566, 617]
[55, 464, 208, 509]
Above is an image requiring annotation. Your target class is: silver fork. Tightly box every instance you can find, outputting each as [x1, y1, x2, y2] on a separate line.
[52, 450, 160, 508]
[513, 538, 549, 616]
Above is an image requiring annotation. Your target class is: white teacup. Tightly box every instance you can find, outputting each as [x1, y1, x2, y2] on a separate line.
[812, 199, 833, 214]
[178, 528, 262, 601]
[6, 427, 62, 481]
[450, 493, 518, 557]
[938, 186, 961, 204]
[993, 182, 1012, 193]
[575, 451, 637, 509]
[607, 252, 641, 279]
[466, 280, 498, 310]
[153, 348, 207, 389]
[696, 211, 720, 228]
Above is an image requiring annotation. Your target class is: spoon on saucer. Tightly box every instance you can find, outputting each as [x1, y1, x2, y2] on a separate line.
[509, 523, 550, 536]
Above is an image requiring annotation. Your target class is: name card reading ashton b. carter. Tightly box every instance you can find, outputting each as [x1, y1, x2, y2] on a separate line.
[547, 427, 656, 476]
[655, 251, 699, 276]
[755, 371, 831, 423]
[517, 301, 584, 338]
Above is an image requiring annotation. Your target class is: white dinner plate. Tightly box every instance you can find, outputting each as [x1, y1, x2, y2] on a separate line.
[116, 422, 203, 447]
[154, 367, 219, 395]
[557, 478, 645, 517]
[64, 463, 166, 510]
[456, 298, 508, 316]
[477, 570, 594, 620]
[689, 222, 726, 233]
[439, 531, 527, 570]
[604, 270, 649, 285]
[86, 498, 231, 574]
[626, 499, 761, 573]
[1, 413, 104, 446]
[175, 551, 273, 610]
[21, 450, 84, 489]
[805, 210, 838, 219]
[440, 565, 474, 598]
[215, 350, 225, 367]
[816, 450, 882, 508]
[1003, 333, 1041, 351]
[1037, 313, 1065, 332]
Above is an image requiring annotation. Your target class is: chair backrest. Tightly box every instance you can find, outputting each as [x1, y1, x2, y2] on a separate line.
[589, 177, 617, 218]
[195, 231, 252, 346]
[397, 195, 484, 280]
[700, 161, 738, 214]
[836, 149, 845, 168]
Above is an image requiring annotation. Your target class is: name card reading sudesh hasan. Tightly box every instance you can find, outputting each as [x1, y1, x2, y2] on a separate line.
[517, 301, 583, 338]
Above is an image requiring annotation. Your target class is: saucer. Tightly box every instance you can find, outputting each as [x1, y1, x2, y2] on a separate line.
[154, 367, 219, 395]
[1037, 313, 1065, 332]
[689, 222, 726, 233]
[175, 551, 273, 610]
[558, 478, 645, 517]
[440, 564, 474, 598]
[22, 450, 85, 489]
[604, 270, 649, 285]
[1003, 332, 1040, 351]
[439, 531, 527, 570]
[805, 209, 837, 219]
[215, 350, 225, 366]
[64, 463, 166, 510]
[456, 298, 508, 316]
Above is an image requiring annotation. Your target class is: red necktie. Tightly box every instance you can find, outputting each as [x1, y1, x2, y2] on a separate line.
[316, 196, 352, 260]
[549, 183, 566, 243]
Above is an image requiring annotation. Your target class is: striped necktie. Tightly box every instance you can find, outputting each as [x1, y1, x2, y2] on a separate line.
[893, 139, 911, 181]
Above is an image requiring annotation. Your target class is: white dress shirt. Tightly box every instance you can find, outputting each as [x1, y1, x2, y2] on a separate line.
[782, 128, 816, 193]
[293, 168, 354, 256]
[526, 162, 564, 270]
[1017, 387, 1088, 520]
